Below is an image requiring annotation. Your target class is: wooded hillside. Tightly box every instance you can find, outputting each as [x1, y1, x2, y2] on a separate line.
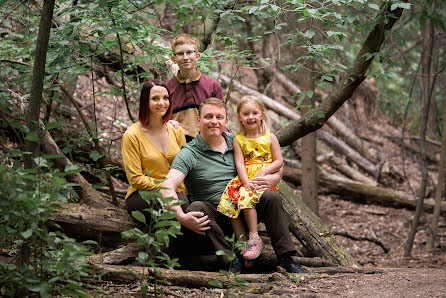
[1, 0, 445, 296]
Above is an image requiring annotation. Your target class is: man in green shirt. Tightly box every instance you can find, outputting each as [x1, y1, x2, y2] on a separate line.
[161, 98, 305, 274]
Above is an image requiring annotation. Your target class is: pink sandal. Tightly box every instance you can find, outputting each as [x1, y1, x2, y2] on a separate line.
[243, 237, 264, 260]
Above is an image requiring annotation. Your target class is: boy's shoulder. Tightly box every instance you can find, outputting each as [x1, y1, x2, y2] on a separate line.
[200, 73, 221, 85]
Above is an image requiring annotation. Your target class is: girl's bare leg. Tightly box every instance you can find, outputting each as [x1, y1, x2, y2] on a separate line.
[231, 217, 247, 242]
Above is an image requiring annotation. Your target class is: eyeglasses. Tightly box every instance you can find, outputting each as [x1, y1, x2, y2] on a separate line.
[174, 50, 196, 58]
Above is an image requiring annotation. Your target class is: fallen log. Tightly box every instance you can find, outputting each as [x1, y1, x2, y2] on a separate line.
[53, 202, 134, 245]
[88, 240, 336, 269]
[90, 263, 287, 288]
[325, 154, 378, 186]
[89, 262, 382, 288]
[283, 167, 446, 216]
[318, 129, 381, 179]
[40, 128, 112, 209]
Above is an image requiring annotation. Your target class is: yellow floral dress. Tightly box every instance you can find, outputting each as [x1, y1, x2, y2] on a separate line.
[217, 131, 278, 219]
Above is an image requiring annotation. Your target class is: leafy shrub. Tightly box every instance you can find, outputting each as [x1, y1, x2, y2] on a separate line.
[0, 155, 95, 297]
[121, 189, 183, 296]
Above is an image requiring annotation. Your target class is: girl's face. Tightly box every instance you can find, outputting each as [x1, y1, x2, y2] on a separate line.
[148, 86, 170, 118]
[238, 101, 263, 133]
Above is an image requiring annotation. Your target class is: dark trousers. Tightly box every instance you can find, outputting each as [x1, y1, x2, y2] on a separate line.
[178, 191, 296, 265]
[125, 190, 188, 214]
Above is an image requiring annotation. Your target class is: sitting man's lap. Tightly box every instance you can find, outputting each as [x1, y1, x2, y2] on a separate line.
[178, 192, 295, 266]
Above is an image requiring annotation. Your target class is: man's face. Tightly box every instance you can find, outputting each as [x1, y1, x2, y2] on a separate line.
[198, 104, 228, 138]
[171, 44, 200, 72]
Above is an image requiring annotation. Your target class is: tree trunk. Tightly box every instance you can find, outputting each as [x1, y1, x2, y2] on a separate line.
[300, 57, 319, 214]
[326, 154, 378, 186]
[19, 1, 55, 289]
[318, 129, 381, 178]
[24, 0, 56, 168]
[405, 17, 434, 257]
[426, 97, 446, 248]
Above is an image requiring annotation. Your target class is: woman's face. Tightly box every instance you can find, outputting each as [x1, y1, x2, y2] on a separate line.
[148, 85, 170, 118]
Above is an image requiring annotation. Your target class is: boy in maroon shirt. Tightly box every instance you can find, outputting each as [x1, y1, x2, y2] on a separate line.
[167, 33, 224, 142]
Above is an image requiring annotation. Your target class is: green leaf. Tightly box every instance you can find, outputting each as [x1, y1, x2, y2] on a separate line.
[21, 229, 33, 239]
[44, 121, 62, 131]
[64, 164, 81, 175]
[391, 2, 411, 11]
[208, 280, 223, 288]
[248, 6, 257, 14]
[368, 3, 380, 10]
[89, 150, 102, 161]
[138, 251, 148, 261]
[304, 29, 315, 39]
[131, 211, 146, 224]
[25, 132, 39, 142]
[216, 250, 226, 256]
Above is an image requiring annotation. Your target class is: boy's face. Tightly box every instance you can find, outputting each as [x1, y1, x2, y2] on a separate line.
[171, 44, 200, 72]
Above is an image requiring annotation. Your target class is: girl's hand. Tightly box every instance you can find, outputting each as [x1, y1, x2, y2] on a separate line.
[245, 181, 255, 191]
[242, 179, 253, 191]
[169, 120, 181, 128]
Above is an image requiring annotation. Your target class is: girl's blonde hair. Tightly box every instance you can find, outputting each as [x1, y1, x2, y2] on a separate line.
[236, 95, 272, 135]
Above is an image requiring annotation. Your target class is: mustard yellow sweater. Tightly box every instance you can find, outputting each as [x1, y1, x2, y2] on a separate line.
[122, 122, 187, 199]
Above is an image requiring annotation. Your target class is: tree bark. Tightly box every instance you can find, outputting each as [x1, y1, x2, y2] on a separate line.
[405, 17, 434, 257]
[300, 57, 319, 214]
[318, 129, 380, 178]
[24, 0, 56, 169]
[53, 202, 133, 245]
[426, 92, 446, 248]
[326, 154, 378, 186]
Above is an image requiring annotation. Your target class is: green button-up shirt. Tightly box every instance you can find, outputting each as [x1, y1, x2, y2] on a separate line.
[171, 132, 236, 205]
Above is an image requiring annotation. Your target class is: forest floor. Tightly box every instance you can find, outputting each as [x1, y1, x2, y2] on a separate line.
[70, 75, 445, 297]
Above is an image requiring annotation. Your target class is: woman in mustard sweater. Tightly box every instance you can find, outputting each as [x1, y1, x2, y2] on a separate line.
[122, 79, 187, 213]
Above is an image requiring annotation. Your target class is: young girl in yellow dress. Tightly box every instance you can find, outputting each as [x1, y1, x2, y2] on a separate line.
[217, 95, 284, 260]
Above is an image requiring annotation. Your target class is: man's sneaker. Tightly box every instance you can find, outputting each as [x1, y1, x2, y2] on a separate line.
[243, 237, 264, 260]
[278, 255, 307, 273]
[229, 258, 243, 274]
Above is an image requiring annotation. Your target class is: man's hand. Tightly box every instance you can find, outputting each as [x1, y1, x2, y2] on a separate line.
[250, 173, 280, 191]
[177, 211, 211, 235]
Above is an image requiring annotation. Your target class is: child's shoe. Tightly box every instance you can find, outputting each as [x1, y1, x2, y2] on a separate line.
[243, 236, 264, 260]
